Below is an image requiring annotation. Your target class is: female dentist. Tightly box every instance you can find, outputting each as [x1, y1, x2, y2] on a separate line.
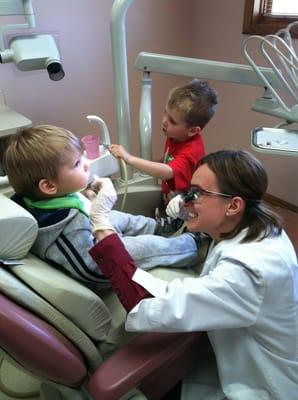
[89, 150, 298, 400]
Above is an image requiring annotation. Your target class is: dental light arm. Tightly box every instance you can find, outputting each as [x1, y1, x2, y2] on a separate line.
[133, 29, 298, 156]
[0, 0, 35, 51]
[133, 51, 298, 156]
[134, 50, 298, 156]
[134, 52, 282, 88]
[0, 0, 64, 81]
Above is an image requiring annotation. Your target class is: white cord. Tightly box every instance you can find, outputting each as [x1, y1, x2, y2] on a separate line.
[119, 158, 129, 211]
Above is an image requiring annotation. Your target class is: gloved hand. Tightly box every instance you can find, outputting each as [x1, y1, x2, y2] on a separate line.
[166, 194, 188, 220]
[90, 176, 117, 233]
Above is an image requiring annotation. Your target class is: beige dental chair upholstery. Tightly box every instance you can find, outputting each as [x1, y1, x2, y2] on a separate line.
[0, 193, 207, 399]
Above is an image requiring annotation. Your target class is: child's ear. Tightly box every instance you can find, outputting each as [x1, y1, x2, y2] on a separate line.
[188, 126, 201, 137]
[38, 178, 58, 196]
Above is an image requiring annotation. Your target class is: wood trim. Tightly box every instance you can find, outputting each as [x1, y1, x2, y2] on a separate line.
[243, 0, 262, 33]
[264, 193, 298, 213]
[242, 0, 298, 37]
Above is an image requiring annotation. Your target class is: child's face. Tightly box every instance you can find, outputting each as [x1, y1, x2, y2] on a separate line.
[55, 151, 90, 196]
[161, 106, 190, 142]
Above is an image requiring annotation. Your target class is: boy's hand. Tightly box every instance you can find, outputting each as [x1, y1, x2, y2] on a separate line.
[90, 177, 117, 233]
[109, 144, 131, 163]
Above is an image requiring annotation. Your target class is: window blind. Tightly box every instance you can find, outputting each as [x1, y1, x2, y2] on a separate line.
[263, 0, 273, 16]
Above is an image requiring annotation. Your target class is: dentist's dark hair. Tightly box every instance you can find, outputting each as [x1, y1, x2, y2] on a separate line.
[199, 150, 282, 243]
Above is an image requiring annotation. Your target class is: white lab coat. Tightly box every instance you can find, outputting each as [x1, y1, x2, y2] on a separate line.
[125, 229, 298, 400]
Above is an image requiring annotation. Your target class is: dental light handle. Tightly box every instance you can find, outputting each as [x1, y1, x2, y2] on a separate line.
[86, 115, 112, 146]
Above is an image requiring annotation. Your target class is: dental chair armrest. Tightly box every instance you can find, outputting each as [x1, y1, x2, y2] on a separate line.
[0, 293, 87, 385]
[89, 331, 211, 400]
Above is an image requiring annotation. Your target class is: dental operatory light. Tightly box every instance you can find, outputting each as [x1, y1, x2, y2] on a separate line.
[0, 0, 64, 81]
[243, 22, 298, 124]
[243, 21, 298, 156]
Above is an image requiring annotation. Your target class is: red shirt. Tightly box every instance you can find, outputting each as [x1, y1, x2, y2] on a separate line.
[89, 234, 152, 311]
[161, 133, 205, 200]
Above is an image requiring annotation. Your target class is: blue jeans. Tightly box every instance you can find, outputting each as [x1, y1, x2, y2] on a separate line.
[109, 210, 199, 271]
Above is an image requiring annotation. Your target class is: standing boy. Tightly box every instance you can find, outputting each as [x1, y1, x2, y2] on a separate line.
[109, 79, 218, 204]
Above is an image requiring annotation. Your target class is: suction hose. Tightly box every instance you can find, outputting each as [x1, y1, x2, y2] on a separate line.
[118, 158, 128, 211]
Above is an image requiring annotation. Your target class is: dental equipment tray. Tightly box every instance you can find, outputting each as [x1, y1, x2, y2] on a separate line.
[252, 127, 298, 156]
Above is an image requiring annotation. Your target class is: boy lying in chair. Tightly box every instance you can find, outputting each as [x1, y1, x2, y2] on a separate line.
[3, 125, 206, 290]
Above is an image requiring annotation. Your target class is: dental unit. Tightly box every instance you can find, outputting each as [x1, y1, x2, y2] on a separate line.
[1, 0, 297, 190]
[91, 0, 296, 214]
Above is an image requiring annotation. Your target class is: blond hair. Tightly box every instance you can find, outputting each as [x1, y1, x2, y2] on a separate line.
[167, 79, 218, 129]
[4, 125, 84, 198]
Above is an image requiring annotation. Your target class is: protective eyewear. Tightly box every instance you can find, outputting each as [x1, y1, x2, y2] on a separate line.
[183, 185, 233, 204]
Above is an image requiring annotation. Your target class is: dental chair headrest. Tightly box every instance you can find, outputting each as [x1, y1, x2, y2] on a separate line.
[0, 194, 38, 259]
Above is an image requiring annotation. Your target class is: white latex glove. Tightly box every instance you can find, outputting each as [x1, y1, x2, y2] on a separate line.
[165, 194, 188, 220]
[90, 176, 117, 233]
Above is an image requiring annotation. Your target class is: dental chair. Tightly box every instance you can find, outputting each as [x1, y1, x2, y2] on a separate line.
[0, 192, 209, 400]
